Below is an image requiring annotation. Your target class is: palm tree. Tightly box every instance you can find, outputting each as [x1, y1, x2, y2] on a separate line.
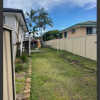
[32, 26, 38, 38]
[25, 8, 37, 33]
[25, 8, 37, 52]
[35, 8, 49, 36]
[43, 17, 53, 41]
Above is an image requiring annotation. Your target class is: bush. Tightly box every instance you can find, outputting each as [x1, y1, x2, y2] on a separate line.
[15, 64, 23, 72]
[20, 53, 27, 62]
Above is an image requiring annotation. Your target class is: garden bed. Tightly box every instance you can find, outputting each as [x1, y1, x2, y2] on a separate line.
[15, 53, 30, 100]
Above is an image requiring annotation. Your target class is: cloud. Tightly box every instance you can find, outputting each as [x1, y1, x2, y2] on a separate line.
[33, 30, 48, 36]
[61, 27, 65, 29]
[85, 3, 97, 10]
[3, 0, 97, 13]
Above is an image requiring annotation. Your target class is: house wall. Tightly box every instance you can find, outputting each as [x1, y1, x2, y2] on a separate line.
[15, 17, 25, 56]
[13, 44, 17, 61]
[62, 32, 64, 38]
[80, 26, 87, 35]
[5, 15, 16, 44]
[62, 26, 86, 38]
[68, 27, 80, 37]
[4, 14, 27, 57]
[19, 26, 25, 56]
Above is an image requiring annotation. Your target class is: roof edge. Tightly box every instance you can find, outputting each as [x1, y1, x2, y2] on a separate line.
[60, 23, 97, 33]
[3, 8, 29, 32]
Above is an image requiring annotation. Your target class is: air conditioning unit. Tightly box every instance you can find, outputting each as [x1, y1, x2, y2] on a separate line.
[71, 29, 74, 33]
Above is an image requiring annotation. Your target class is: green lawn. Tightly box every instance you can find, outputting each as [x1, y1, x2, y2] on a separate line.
[30, 48, 97, 100]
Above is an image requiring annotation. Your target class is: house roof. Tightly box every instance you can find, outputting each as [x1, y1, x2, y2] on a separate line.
[59, 21, 97, 33]
[3, 8, 29, 32]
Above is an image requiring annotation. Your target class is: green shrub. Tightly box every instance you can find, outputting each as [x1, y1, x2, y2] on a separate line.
[15, 64, 23, 72]
[20, 53, 27, 62]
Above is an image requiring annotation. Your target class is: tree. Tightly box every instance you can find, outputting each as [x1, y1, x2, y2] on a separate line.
[43, 17, 53, 41]
[25, 8, 37, 33]
[32, 26, 38, 38]
[43, 30, 62, 41]
[35, 8, 53, 38]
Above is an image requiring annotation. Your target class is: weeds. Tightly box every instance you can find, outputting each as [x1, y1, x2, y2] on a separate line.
[15, 78, 26, 93]
[20, 53, 28, 62]
[15, 64, 23, 72]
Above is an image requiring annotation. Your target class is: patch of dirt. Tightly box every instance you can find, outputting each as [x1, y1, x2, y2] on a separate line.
[15, 72, 27, 79]
[16, 93, 23, 100]
[15, 59, 22, 63]
[64, 60, 90, 72]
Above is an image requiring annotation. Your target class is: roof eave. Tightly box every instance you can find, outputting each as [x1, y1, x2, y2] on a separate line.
[3, 8, 29, 32]
[60, 24, 97, 33]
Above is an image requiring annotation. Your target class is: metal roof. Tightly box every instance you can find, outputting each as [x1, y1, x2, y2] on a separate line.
[60, 21, 97, 33]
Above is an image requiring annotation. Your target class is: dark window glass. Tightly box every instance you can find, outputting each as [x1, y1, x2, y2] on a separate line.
[64, 32, 67, 38]
[3, 16, 5, 24]
[87, 27, 97, 35]
[86, 27, 92, 35]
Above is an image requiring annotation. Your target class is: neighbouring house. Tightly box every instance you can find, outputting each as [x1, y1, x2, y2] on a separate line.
[3, 8, 29, 61]
[60, 21, 97, 38]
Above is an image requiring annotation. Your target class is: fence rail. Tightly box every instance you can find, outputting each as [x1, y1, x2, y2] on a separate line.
[43, 34, 97, 61]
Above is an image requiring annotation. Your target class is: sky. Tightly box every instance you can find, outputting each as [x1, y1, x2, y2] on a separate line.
[3, 0, 97, 36]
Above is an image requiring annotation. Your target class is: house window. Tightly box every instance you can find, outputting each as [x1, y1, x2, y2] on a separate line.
[92, 27, 97, 34]
[71, 28, 76, 33]
[3, 16, 5, 24]
[86, 27, 97, 35]
[64, 32, 68, 38]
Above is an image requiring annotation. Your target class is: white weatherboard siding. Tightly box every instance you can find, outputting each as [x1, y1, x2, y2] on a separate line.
[13, 44, 17, 61]
[5, 15, 16, 44]
[19, 26, 25, 56]
[4, 14, 27, 57]
[15, 16, 19, 42]
[15, 17, 25, 56]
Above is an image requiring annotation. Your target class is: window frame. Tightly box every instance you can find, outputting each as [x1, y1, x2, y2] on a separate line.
[64, 32, 68, 38]
[3, 16, 5, 24]
[86, 27, 97, 35]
